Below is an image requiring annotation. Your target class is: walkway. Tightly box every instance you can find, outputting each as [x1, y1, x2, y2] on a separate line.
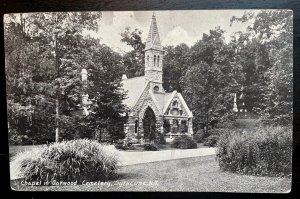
[118, 147, 216, 166]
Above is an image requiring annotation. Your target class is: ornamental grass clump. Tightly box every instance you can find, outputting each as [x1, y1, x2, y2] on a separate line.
[216, 125, 292, 177]
[10, 139, 119, 184]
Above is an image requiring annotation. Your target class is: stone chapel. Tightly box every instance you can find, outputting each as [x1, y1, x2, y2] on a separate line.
[122, 13, 193, 143]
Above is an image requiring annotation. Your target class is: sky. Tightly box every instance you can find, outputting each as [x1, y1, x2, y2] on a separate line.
[86, 10, 255, 54]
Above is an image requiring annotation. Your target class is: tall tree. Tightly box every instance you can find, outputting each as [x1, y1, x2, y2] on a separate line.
[120, 27, 145, 78]
[163, 43, 190, 93]
[85, 42, 127, 142]
[182, 27, 240, 133]
[231, 10, 293, 125]
[5, 12, 102, 143]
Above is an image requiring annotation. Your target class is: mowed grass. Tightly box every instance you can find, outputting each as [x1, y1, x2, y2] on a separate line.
[10, 155, 291, 192]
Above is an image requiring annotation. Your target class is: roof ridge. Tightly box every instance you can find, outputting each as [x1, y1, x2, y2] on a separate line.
[122, 75, 145, 81]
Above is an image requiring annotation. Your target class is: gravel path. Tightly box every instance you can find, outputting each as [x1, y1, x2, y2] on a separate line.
[118, 147, 216, 166]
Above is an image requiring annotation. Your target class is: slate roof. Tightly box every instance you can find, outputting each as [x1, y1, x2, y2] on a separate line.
[122, 76, 146, 108]
[122, 75, 170, 112]
[122, 76, 193, 118]
[153, 92, 166, 112]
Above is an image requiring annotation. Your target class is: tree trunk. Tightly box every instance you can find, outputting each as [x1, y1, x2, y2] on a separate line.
[54, 31, 60, 142]
[99, 129, 102, 142]
[55, 99, 59, 142]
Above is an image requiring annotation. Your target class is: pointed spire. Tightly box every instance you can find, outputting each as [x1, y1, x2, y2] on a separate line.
[145, 12, 162, 51]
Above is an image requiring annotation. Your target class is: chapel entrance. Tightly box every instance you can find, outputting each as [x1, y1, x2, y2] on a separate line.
[143, 107, 156, 142]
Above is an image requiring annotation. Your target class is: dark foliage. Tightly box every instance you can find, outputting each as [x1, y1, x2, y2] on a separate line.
[171, 135, 197, 149]
[217, 125, 292, 177]
[203, 134, 219, 147]
[154, 132, 167, 145]
[193, 129, 206, 143]
[144, 143, 158, 151]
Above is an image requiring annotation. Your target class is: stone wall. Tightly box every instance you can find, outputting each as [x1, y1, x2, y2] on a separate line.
[125, 82, 164, 143]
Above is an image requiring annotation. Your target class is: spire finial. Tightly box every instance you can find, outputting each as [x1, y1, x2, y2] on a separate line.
[152, 11, 155, 18]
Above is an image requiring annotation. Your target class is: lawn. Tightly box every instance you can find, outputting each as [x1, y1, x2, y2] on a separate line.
[10, 155, 291, 192]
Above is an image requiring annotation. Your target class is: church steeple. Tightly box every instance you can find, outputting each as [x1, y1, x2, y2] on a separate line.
[145, 12, 163, 51]
[145, 12, 164, 93]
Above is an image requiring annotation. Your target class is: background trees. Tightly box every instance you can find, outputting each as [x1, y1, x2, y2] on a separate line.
[231, 10, 293, 125]
[6, 10, 292, 145]
[182, 27, 240, 134]
[118, 10, 292, 136]
[120, 27, 145, 78]
[163, 43, 190, 93]
[5, 12, 126, 144]
[85, 41, 127, 142]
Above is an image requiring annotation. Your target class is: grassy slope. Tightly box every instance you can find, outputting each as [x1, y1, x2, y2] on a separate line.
[11, 155, 291, 192]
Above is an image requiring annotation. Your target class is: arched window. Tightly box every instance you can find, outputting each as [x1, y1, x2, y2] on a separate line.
[154, 55, 156, 66]
[172, 120, 179, 133]
[163, 120, 170, 134]
[147, 55, 149, 66]
[153, 85, 159, 92]
[157, 56, 160, 67]
[173, 100, 178, 107]
[135, 120, 138, 134]
[180, 120, 187, 133]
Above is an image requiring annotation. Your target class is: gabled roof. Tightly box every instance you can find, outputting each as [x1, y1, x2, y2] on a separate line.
[125, 80, 163, 116]
[152, 92, 165, 112]
[122, 76, 146, 108]
[177, 93, 193, 117]
[163, 91, 177, 114]
[162, 91, 193, 118]
[145, 13, 163, 51]
[122, 77, 193, 118]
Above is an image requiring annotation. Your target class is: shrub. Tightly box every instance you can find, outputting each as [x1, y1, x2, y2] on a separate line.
[144, 143, 158, 151]
[114, 142, 128, 150]
[203, 134, 219, 147]
[171, 135, 197, 149]
[193, 129, 206, 143]
[114, 139, 136, 151]
[154, 132, 166, 145]
[216, 125, 292, 177]
[114, 143, 136, 151]
[10, 139, 119, 183]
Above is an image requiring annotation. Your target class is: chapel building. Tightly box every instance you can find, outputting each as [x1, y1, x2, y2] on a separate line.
[122, 13, 193, 143]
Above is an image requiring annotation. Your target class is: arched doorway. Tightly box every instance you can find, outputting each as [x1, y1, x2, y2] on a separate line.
[143, 107, 156, 142]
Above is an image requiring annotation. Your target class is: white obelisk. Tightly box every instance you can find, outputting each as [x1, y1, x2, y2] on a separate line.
[233, 93, 238, 112]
